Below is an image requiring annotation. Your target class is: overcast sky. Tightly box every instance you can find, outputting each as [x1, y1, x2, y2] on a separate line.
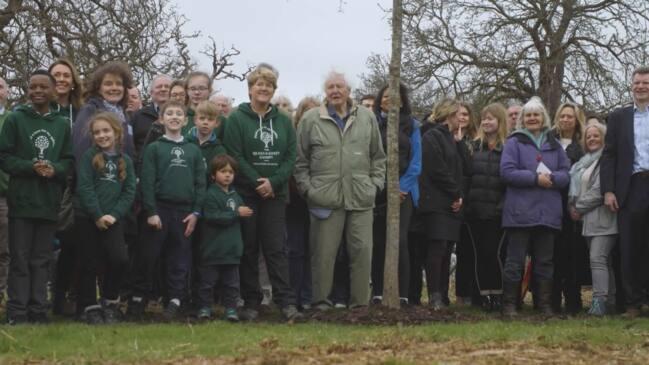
[178, 0, 392, 106]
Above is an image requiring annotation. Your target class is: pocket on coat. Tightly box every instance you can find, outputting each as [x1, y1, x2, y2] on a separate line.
[351, 174, 376, 207]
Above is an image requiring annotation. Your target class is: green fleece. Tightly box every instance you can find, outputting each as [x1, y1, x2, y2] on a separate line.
[199, 184, 244, 265]
[223, 103, 296, 198]
[181, 108, 196, 136]
[0, 111, 9, 196]
[75, 147, 136, 221]
[140, 136, 206, 216]
[0, 104, 73, 221]
[186, 127, 226, 182]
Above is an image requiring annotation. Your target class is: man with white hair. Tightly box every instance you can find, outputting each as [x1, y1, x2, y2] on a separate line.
[294, 71, 386, 309]
[131, 75, 172, 159]
[0, 77, 8, 304]
[209, 94, 233, 117]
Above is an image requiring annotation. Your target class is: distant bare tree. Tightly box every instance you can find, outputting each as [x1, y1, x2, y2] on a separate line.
[361, 0, 649, 115]
[0, 0, 248, 102]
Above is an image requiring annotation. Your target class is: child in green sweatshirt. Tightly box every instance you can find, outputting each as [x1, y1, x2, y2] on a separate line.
[0, 70, 73, 325]
[196, 154, 252, 321]
[186, 100, 226, 183]
[129, 100, 206, 320]
[75, 112, 136, 324]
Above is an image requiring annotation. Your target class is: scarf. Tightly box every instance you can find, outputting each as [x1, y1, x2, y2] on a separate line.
[568, 149, 602, 200]
[102, 99, 126, 124]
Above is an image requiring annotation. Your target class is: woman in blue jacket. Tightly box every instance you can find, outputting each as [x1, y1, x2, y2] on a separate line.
[500, 97, 570, 316]
[370, 83, 422, 306]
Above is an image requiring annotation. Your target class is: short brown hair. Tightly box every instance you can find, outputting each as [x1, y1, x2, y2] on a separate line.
[195, 100, 220, 120]
[632, 66, 649, 78]
[159, 100, 186, 116]
[247, 67, 278, 90]
[209, 154, 238, 176]
[84, 61, 133, 108]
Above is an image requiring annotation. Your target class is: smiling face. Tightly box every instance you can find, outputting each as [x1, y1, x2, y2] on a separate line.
[92, 119, 117, 151]
[558, 106, 576, 134]
[150, 77, 171, 105]
[161, 106, 187, 133]
[250, 78, 275, 106]
[480, 112, 499, 136]
[28, 74, 54, 108]
[632, 72, 649, 106]
[523, 110, 543, 134]
[187, 75, 210, 107]
[457, 106, 471, 129]
[100, 73, 124, 104]
[585, 126, 603, 153]
[50, 63, 74, 98]
[325, 75, 350, 110]
[169, 85, 186, 104]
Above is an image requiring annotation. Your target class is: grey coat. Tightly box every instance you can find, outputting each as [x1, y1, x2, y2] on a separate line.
[574, 161, 618, 237]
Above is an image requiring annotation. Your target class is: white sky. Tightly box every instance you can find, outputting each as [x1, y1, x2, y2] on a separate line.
[178, 0, 392, 106]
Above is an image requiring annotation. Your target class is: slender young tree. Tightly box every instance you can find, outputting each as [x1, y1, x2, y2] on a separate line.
[382, 0, 403, 309]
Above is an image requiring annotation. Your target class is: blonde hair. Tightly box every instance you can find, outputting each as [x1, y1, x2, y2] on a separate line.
[517, 97, 551, 130]
[89, 112, 127, 182]
[247, 66, 278, 90]
[294, 96, 321, 127]
[552, 102, 586, 145]
[428, 98, 460, 124]
[475, 103, 508, 148]
[582, 122, 607, 151]
[458, 100, 476, 139]
[195, 100, 220, 120]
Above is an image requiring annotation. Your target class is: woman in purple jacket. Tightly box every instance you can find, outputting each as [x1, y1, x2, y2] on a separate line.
[500, 97, 570, 316]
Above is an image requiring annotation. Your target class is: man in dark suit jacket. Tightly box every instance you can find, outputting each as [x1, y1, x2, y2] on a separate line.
[601, 66, 649, 317]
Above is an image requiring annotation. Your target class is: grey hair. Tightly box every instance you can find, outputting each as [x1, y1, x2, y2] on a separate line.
[148, 74, 172, 93]
[209, 94, 233, 107]
[257, 62, 279, 78]
[517, 96, 551, 130]
[323, 70, 352, 91]
[507, 99, 523, 108]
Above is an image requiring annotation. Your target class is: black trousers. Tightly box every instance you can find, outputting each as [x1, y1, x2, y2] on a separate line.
[469, 219, 504, 294]
[240, 196, 295, 308]
[133, 203, 192, 301]
[197, 264, 239, 309]
[552, 218, 588, 312]
[456, 223, 479, 299]
[76, 217, 128, 311]
[424, 240, 449, 294]
[407, 231, 427, 304]
[503, 227, 555, 283]
[619, 174, 649, 307]
[7, 218, 56, 318]
[286, 202, 311, 306]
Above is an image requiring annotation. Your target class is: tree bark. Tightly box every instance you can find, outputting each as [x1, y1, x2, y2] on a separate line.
[382, 0, 403, 309]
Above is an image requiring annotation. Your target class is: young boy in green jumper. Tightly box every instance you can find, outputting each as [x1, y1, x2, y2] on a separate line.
[196, 154, 252, 321]
[0, 70, 73, 324]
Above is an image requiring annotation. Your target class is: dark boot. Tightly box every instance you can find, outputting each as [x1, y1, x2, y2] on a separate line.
[538, 281, 554, 316]
[502, 281, 519, 317]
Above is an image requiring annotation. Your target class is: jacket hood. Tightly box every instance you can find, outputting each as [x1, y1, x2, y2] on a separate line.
[509, 127, 558, 150]
[187, 126, 219, 145]
[157, 135, 190, 146]
[14, 104, 60, 121]
[236, 102, 279, 120]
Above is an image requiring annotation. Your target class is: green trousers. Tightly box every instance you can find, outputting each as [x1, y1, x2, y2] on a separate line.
[310, 208, 373, 307]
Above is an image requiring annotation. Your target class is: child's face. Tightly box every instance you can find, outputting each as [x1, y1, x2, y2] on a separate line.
[187, 76, 210, 107]
[100, 73, 125, 104]
[161, 106, 187, 133]
[196, 113, 219, 137]
[28, 75, 54, 106]
[92, 119, 116, 150]
[213, 164, 234, 187]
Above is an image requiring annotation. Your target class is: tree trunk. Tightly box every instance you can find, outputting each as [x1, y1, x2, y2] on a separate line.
[382, 0, 403, 309]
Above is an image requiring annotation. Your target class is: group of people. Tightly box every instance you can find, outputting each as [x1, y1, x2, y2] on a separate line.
[0, 58, 648, 326]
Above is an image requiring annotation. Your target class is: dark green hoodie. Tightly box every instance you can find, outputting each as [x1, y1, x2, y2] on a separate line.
[75, 147, 136, 221]
[199, 184, 244, 265]
[0, 104, 73, 221]
[140, 136, 206, 216]
[186, 126, 226, 182]
[223, 103, 296, 199]
[0, 111, 9, 196]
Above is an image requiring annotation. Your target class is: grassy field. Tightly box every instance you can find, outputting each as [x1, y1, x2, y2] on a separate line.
[2, 309, 649, 364]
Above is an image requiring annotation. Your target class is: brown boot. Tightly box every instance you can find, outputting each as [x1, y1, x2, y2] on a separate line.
[538, 281, 554, 316]
[502, 281, 519, 317]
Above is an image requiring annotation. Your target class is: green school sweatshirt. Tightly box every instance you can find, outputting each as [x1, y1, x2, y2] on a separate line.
[223, 103, 296, 199]
[0, 104, 73, 221]
[0, 111, 9, 196]
[75, 147, 136, 221]
[186, 126, 227, 180]
[140, 136, 206, 217]
[200, 184, 244, 265]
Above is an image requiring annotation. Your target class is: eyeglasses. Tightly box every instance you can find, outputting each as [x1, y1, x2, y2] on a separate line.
[170, 92, 186, 98]
[188, 86, 208, 92]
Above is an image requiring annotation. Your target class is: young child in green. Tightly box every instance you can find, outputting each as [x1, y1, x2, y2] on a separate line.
[75, 112, 136, 324]
[0, 70, 73, 325]
[196, 154, 252, 321]
[129, 100, 206, 320]
[186, 100, 226, 182]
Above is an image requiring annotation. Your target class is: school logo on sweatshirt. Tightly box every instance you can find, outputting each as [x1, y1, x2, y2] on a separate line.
[226, 198, 236, 211]
[30, 129, 56, 161]
[101, 160, 117, 182]
[170, 147, 187, 167]
[254, 125, 278, 151]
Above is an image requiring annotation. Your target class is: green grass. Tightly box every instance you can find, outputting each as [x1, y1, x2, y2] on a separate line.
[2, 313, 649, 363]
